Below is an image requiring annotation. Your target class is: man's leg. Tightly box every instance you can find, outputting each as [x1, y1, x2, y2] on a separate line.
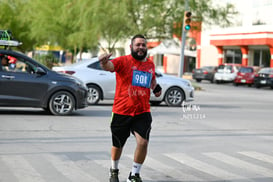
[133, 132, 148, 163]
[110, 146, 124, 182]
[111, 146, 123, 160]
[128, 132, 148, 179]
[110, 113, 131, 182]
[128, 113, 151, 181]
[110, 113, 131, 168]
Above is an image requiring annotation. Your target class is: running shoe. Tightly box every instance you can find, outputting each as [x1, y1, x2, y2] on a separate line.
[109, 168, 119, 182]
[127, 172, 142, 182]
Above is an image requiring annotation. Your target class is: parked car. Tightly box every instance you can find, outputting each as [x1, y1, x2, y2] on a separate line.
[233, 66, 260, 87]
[214, 63, 241, 83]
[52, 58, 194, 106]
[192, 66, 217, 83]
[253, 67, 273, 89]
[0, 40, 88, 116]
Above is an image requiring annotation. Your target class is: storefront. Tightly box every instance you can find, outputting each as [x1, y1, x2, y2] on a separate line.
[210, 31, 273, 68]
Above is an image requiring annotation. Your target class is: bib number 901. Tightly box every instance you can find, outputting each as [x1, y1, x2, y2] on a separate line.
[132, 70, 152, 88]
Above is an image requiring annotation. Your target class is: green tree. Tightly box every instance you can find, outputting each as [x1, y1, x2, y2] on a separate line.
[91, 0, 131, 53]
[0, 0, 35, 51]
[24, 0, 100, 62]
[58, 0, 100, 61]
[124, 0, 175, 39]
[121, 0, 237, 40]
[1, 0, 237, 56]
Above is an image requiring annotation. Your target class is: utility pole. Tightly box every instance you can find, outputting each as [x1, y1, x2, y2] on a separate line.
[178, 0, 190, 78]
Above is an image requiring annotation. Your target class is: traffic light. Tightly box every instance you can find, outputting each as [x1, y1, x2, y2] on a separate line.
[184, 11, 192, 31]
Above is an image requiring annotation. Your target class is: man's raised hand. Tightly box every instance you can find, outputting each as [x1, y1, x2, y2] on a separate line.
[99, 53, 112, 65]
[99, 53, 114, 72]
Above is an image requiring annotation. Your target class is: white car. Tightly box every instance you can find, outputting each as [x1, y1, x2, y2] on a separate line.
[52, 58, 194, 106]
[214, 63, 241, 83]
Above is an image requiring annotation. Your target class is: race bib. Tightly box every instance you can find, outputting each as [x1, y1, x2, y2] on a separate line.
[132, 70, 152, 88]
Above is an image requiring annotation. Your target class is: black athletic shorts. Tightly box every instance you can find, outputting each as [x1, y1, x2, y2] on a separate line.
[110, 112, 152, 148]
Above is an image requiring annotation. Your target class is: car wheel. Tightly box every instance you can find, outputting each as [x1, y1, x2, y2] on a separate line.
[164, 87, 185, 107]
[196, 79, 201, 82]
[49, 91, 75, 116]
[150, 101, 161, 106]
[87, 84, 101, 105]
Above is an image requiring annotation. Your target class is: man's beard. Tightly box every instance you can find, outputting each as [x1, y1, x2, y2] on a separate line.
[131, 48, 147, 61]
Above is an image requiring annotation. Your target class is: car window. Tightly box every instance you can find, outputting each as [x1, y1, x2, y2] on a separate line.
[72, 59, 92, 67]
[155, 72, 162, 77]
[235, 66, 241, 70]
[218, 65, 232, 71]
[206, 66, 217, 71]
[0, 53, 36, 74]
[201, 66, 210, 71]
[239, 67, 253, 73]
[217, 65, 224, 70]
[259, 68, 270, 74]
[88, 61, 103, 70]
[217, 65, 226, 70]
[226, 65, 233, 71]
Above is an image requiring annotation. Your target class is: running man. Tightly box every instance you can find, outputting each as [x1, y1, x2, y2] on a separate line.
[99, 34, 162, 182]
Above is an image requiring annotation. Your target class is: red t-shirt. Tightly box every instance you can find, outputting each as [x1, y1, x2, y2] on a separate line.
[111, 55, 155, 116]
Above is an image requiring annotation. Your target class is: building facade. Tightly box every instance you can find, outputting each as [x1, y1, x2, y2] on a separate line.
[150, 0, 273, 75]
[199, 0, 273, 69]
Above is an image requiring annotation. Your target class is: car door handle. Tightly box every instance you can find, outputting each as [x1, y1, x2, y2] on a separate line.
[1, 75, 15, 79]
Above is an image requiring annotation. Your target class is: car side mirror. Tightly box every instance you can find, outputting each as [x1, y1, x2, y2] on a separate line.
[35, 67, 46, 75]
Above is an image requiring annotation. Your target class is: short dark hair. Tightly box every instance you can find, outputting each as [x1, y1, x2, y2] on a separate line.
[131, 34, 146, 45]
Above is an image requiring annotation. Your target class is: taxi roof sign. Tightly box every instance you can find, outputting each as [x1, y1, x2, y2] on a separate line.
[0, 40, 22, 47]
[0, 30, 22, 47]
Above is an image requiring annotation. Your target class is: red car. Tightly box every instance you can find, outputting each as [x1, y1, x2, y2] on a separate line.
[233, 66, 260, 87]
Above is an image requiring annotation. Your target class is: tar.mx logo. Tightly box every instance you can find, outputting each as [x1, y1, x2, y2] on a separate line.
[181, 102, 206, 120]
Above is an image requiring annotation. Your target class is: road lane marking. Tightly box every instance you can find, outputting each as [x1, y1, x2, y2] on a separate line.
[44, 154, 100, 182]
[1, 155, 46, 182]
[127, 154, 204, 181]
[165, 153, 246, 180]
[204, 152, 273, 178]
[238, 151, 273, 164]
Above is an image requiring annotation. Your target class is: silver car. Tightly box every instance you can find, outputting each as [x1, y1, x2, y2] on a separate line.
[52, 58, 194, 106]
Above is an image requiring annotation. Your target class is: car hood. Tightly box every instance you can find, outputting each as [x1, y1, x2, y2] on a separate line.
[49, 70, 85, 85]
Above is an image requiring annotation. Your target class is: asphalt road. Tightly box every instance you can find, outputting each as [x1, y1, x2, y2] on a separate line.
[0, 81, 273, 182]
